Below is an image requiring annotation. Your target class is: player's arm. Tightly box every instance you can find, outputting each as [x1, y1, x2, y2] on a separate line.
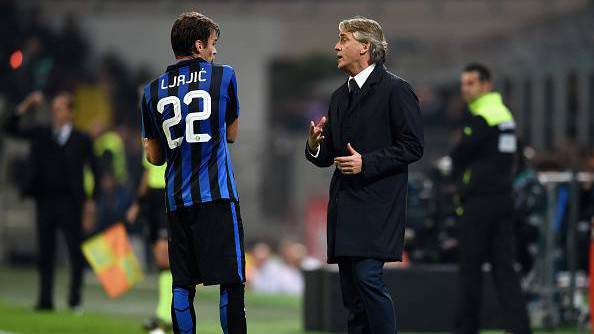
[227, 119, 238, 143]
[226, 68, 240, 143]
[144, 139, 165, 166]
[140, 92, 166, 165]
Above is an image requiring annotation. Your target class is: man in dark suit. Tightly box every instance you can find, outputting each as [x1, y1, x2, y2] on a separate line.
[4, 91, 100, 311]
[305, 17, 424, 334]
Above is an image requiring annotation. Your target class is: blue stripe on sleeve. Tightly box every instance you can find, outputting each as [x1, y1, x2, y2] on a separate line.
[230, 69, 240, 117]
[217, 67, 233, 199]
[225, 139, 238, 199]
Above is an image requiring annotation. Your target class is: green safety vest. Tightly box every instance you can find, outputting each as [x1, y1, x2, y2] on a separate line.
[143, 156, 166, 190]
[468, 92, 513, 127]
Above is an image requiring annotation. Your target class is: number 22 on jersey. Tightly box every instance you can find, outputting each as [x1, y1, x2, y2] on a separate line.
[157, 89, 212, 149]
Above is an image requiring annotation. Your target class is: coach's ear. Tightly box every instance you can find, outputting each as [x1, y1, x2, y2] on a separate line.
[144, 138, 165, 166]
[360, 41, 370, 56]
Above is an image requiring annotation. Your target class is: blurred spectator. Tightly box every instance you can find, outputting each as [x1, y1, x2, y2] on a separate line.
[94, 169, 131, 233]
[248, 241, 308, 295]
[513, 143, 545, 276]
[277, 241, 306, 295]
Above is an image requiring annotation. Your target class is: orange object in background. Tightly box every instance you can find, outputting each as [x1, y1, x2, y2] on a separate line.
[82, 224, 144, 298]
[9, 50, 23, 69]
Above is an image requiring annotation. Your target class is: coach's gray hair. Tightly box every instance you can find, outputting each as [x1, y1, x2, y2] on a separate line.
[339, 17, 388, 64]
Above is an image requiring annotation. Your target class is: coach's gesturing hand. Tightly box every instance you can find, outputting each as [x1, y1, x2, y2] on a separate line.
[307, 116, 327, 153]
[335, 143, 362, 175]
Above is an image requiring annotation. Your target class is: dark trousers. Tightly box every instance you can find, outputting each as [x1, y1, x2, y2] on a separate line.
[36, 198, 84, 308]
[454, 196, 532, 334]
[338, 258, 396, 334]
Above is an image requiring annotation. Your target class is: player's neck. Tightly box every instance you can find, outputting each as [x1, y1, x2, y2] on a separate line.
[176, 54, 202, 62]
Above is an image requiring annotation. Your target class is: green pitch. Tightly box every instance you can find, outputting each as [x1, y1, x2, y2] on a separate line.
[0, 267, 580, 334]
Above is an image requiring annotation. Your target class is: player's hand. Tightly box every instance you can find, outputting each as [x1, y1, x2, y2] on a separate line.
[334, 143, 362, 175]
[307, 116, 327, 153]
[125, 202, 140, 225]
[17, 91, 44, 115]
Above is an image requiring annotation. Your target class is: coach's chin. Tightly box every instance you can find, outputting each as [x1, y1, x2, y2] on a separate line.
[305, 17, 424, 334]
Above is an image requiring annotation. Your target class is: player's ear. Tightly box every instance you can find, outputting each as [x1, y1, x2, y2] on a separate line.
[194, 40, 203, 54]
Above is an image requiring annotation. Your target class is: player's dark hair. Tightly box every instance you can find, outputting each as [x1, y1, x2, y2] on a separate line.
[171, 12, 220, 58]
[463, 63, 491, 82]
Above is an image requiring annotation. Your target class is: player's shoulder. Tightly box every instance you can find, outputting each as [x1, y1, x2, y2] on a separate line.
[141, 76, 162, 102]
[211, 63, 237, 76]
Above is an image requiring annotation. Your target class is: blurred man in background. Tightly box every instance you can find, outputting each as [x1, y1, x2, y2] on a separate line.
[141, 12, 246, 334]
[126, 157, 172, 333]
[306, 17, 424, 334]
[437, 63, 531, 334]
[3, 91, 100, 312]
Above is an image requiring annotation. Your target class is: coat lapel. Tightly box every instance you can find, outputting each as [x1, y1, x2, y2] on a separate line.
[335, 82, 349, 128]
[345, 64, 385, 118]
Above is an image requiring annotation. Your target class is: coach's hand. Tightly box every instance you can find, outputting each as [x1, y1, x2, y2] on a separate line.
[16, 91, 44, 115]
[307, 116, 327, 153]
[335, 143, 362, 175]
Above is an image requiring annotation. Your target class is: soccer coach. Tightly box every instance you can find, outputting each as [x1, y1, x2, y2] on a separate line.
[305, 17, 424, 334]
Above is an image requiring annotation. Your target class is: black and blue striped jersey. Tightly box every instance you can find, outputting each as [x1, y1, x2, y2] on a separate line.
[141, 58, 239, 212]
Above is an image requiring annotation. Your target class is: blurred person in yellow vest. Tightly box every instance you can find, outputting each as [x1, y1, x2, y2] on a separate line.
[125, 156, 172, 332]
[83, 120, 128, 194]
[437, 63, 531, 334]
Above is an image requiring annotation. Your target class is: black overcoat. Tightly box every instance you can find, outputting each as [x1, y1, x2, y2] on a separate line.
[305, 64, 424, 263]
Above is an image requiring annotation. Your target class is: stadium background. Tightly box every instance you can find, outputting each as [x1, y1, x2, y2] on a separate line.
[1, 0, 593, 333]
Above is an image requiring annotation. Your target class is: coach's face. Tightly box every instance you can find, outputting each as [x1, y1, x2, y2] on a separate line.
[460, 71, 491, 103]
[51, 94, 73, 127]
[335, 30, 366, 76]
[196, 30, 218, 62]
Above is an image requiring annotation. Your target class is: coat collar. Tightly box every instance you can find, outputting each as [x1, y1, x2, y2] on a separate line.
[348, 63, 376, 91]
[339, 63, 385, 117]
[339, 63, 385, 97]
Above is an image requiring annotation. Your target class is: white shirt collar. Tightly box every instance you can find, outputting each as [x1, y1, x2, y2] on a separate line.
[348, 63, 376, 91]
[54, 123, 73, 146]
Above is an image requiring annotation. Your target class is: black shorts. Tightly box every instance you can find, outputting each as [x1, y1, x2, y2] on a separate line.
[143, 188, 168, 244]
[167, 200, 246, 287]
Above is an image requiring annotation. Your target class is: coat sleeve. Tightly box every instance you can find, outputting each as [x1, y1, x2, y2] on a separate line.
[3, 112, 39, 140]
[449, 115, 492, 176]
[361, 80, 424, 179]
[84, 135, 102, 200]
[305, 100, 336, 168]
